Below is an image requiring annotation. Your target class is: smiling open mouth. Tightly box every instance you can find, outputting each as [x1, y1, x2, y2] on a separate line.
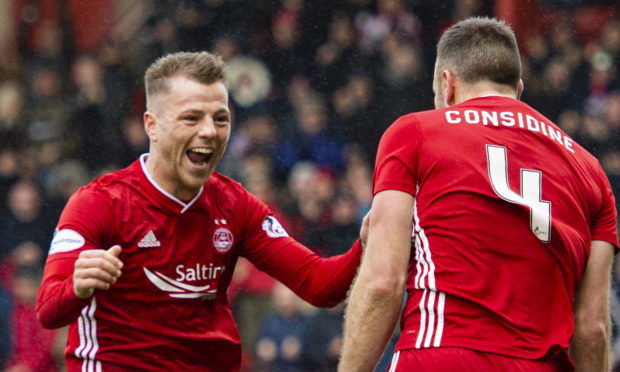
[187, 147, 214, 165]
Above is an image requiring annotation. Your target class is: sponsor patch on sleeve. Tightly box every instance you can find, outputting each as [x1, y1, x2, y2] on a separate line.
[49, 228, 86, 254]
[261, 216, 289, 238]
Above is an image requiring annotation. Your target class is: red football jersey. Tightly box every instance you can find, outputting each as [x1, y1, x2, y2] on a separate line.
[373, 96, 618, 363]
[36, 155, 361, 372]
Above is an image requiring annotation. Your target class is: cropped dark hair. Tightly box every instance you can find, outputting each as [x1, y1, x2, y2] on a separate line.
[144, 51, 226, 107]
[436, 17, 521, 90]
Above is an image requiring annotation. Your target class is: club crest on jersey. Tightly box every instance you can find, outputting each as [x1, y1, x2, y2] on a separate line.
[262, 216, 289, 238]
[213, 227, 234, 253]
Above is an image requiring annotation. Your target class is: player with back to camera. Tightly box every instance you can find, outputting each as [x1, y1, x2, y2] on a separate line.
[339, 17, 618, 372]
[36, 51, 365, 372]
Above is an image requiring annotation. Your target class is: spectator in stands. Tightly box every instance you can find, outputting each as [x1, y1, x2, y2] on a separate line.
[69, 55, 124, 171]
[0, 82, 25, 150]
[274, 93, 345, 182]
[281, 162, 335, 249]
[0, 286, 10, 370]
[265, 0, 306, 90]
[317, 194, 361, 256]
[5, 264, 59, 372]
[0, 149, 19, 213]
[24, 67, 70, 153]
[331, 73, 383, 159]
[0, 181, 50, 265]
[375, 35, 432, 118]
[313, 13, 361, 95]
[303, 303, 345, 371]
[254, 282, 309, 372]
[42, 159, 91, 221]
[118, 116, 150, 167]
[355, 0, 421, 53]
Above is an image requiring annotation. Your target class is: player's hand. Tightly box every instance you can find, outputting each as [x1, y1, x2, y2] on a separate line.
[360, 211, 370, 249]
[73, 245, 123, 299]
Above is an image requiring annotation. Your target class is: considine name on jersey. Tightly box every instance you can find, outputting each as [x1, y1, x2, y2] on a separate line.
[444, 109, 575, 154]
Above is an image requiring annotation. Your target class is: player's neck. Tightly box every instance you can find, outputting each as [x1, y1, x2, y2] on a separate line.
[453, 81, 517, 105]
[143, 153, 200, 201]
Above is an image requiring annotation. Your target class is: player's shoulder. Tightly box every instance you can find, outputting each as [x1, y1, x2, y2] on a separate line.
[74, 161, 141, 202]
[394, 108, 436, 125]
[204, 172, 268, 220]
[206, 171, 246, 194]
[205, 172, 257, 204]
[382, 108, 450, 144]
[383, 109, 428, 136]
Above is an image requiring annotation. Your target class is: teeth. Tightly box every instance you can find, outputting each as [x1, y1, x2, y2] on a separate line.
[188, 148, 213, 154]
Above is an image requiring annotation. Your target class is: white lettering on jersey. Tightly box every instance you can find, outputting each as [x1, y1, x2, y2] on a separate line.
[49, 228, 85, 254]
[446, 111, 461, 124]
[262, 216, 289, 238]
[143, 267, 219, 299]
[444, 109, 575, 153]
[175, 263, 224, 281]
[486, 145, 552, 242]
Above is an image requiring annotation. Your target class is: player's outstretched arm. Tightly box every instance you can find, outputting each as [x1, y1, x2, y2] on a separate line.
[339, 190, 413, 371]
[570, 239, 615, 372]
[260, 236, 364, 308]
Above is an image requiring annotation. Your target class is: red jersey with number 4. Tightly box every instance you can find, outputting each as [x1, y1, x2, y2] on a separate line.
[36, 155, 361, 372]
[373, 96, 618, 364]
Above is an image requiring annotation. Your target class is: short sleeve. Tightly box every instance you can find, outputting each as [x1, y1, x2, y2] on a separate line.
[591, 167, 619, 250]
[373, 114, 422, 196]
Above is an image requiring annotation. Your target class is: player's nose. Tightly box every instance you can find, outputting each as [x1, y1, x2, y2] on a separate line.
[197, 117, 217, 138]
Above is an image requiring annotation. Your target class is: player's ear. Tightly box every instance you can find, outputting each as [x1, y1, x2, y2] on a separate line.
[517, 79, 524, 100]
[443, 70, 456, 106]
[144, 111, 157, 142]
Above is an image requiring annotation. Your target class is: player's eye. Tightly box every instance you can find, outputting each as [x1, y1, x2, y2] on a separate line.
[181, 116, 200, 125]
[215, 116, 230, 126]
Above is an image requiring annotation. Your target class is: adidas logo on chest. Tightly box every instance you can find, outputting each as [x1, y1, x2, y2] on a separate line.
[138, 230, 161, 248]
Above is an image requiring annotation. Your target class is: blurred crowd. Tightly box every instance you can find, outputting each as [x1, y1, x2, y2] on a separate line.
[0, 0, 618, 371]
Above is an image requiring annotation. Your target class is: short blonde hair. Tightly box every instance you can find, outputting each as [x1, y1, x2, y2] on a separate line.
[144, 51, 226, 108]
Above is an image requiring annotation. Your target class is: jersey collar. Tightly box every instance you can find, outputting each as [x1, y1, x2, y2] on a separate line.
[139, 153, 203, 214]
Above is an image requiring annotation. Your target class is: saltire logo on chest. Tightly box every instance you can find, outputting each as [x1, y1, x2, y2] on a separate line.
[143, 267, 218, 299]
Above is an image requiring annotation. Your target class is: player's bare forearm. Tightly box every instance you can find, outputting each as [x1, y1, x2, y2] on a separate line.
[338, 190, 414, 371]
[570, 240, 615, 372]
[570, 323, 610, 372]
[338, 270, 404, 371]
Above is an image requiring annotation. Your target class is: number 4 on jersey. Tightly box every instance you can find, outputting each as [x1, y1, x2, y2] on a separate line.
[486, 145, 551, 243]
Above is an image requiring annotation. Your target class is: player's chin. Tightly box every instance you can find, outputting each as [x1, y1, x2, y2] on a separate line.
[185, 168, 213, 187]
